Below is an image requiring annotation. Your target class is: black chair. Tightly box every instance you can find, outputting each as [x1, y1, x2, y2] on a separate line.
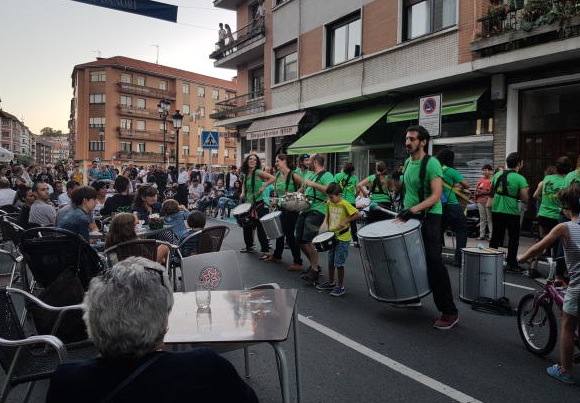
[19, 227, 104, 292]
[175, 225, 230, 258]
[0, 218, 27, 289]
[0, 204, 21, 214]
[0, 287, 97, 403]
[103, 239, 172, 271]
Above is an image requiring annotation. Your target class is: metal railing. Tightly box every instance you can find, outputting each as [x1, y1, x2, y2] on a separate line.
[117, 128, 176, 142]
[210, 17, 265, 61]
[209, 90, 265, 120]
[117, 82, 176, 100]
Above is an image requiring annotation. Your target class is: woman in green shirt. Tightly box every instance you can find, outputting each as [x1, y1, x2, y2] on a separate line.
[239, 153, 275, 258]
[356, 161, 397, 224]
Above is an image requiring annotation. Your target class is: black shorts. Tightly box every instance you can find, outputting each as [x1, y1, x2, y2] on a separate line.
[296, 210, 325, 244]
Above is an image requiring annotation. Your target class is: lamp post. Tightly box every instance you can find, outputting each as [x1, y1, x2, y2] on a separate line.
[157, 98, 171, 165]
[172, 110, 183, 169]
[98, 127, 105, 162]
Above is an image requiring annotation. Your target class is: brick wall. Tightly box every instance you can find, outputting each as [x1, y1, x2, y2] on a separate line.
[363, 0, 397, 54]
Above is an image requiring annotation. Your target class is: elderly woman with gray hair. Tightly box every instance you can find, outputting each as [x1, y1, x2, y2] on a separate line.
[46, 257, 258, 403]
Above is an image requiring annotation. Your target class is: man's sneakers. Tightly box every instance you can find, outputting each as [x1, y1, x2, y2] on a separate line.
[433, 314, 459, 330]
[316, 281, 335, 291]
[547, 364, 575, 384]
[330, 287, 346, 297]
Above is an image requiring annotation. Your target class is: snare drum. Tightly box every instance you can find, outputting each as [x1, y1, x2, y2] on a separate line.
[460, 247, 505, 303]
[260, 211, 283, 239]
[357, 219, 431, 303]
[280, 192, 310, 212]
[231, 203, 254, 228]
[312, 231, 337, 252]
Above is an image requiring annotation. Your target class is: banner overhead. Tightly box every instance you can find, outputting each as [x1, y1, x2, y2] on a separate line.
[71, 0, 178, 23]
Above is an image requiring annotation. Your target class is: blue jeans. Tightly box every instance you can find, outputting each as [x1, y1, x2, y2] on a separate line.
[328, 240, 350, 268]
[442, 203, 467, 265]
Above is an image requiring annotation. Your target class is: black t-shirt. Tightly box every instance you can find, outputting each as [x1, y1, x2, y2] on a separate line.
[46, 349, 259, 403]
[100, 194, 135, 216]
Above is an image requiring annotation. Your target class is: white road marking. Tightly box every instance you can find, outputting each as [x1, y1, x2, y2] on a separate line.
[298, 314, 484, 403]
[504, 281, 536, 291]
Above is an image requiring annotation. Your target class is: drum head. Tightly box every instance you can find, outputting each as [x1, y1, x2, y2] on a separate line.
[358, 219, 420, 238]
[261, 211, 282, 220]
[462, 247, 504, 256]
[312, 231, 335, 243]
[232, 203, 252, 215]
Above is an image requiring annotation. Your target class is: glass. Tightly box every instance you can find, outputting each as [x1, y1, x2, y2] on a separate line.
[195, 281, 211, 309]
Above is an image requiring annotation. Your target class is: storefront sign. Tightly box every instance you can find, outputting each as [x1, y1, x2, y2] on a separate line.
[246, 126, 298, 140]
[419, 94, 442, 137]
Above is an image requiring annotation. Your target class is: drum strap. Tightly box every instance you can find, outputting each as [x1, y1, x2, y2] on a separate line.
[311, 171, 326, 203]
[492, 170, 519, 199]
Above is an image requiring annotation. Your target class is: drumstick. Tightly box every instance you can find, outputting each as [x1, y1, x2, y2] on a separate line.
[369, 203, 398, 217]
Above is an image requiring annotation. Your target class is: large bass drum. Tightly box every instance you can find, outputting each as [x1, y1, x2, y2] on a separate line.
[460, 247, 505, 303]
[358, 219, 430, 302]
[259, 211, 283, 239]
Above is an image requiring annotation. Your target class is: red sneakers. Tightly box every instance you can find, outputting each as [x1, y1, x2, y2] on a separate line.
[433, 314, 459, 330]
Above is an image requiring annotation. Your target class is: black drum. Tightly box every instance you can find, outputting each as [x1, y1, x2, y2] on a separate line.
[231, 203, 254, 228]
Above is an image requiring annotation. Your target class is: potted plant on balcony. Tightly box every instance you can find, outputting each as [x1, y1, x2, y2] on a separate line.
[489, 3, 510, 20]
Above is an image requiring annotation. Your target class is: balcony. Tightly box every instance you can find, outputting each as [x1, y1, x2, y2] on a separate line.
[472, 1, 580, 57]
[117, 82, 176, 100]
[209, 91, 265, 121]
[117, 150, 165, 163]
[117, 104, 161, 119]
[117, 127, 176, 142]
[210, 18, 266, 69]
[212, 0, 245, 11]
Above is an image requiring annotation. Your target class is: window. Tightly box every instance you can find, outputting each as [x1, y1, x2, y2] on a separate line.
[327, 13, 361, 66]
[136, 76, 145, 86]
[159, 81, 167, 90]
[183, 84, 190, 94]
[159, 123, 166, 131]
[160, 145, 166, 154]
[182, 146, 189, 156]
[403, 0, 457, 41]
[121, 74, 132, 83]
[137, 143, 146, 152]
[137, 98, 146, 109]
[182, 104, 190, 114]
[212, 89, 219, 100]
[89, 141, 105, 151]
[224, 93, 230, 101]
[250, 67, 264, 98]
[89, 94, 106, 104]
[120, 96, 132, 106]
[89, 117, 105, 128]
[121, 141, 132, 152]
[182, 125, 190, 133]
[136, 120, 146, 131]
[224, 149, 229, 157]
[120, 119, 132, 130]
[198, 87, 205, 97]
[90, 71, 106, 82]
[275, 41, 298, 83]
[199, 107, 205, 117]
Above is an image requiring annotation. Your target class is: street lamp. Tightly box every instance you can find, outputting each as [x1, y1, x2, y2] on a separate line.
[172, 110, 183, 169]
[98, 127, 105, 162]
[157, 98, 171, 165]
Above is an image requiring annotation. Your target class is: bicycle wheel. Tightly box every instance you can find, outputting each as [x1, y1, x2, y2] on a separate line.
[517, 293, 558, 355]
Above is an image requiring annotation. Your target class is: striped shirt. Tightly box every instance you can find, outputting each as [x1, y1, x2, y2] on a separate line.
[563, 221, 580, 294]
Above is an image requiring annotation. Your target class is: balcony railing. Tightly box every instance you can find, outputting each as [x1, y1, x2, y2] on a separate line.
[117, 82, 176, 100]
[117, 104, 160, 118]
[117, 150, 165, 163]
[209, 17, 265, 61]
[209, 91, 265, 120]
[472, 1, 580, 56]
[117, 127, 176, 142]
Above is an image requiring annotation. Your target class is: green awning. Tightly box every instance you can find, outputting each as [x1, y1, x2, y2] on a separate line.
[386, 86, 487, 123]
[287, 105, 393, 155]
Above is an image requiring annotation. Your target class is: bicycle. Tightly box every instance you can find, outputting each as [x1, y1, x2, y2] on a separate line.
[516, 257, 580, 359]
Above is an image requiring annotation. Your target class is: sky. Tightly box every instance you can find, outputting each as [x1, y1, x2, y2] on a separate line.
[0, 0, 236, 134]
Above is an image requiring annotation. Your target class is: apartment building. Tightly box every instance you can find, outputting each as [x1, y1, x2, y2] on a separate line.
[70, 56, 237, 169]
[0, 110, 32, 159]
[210, 0, 580, 230]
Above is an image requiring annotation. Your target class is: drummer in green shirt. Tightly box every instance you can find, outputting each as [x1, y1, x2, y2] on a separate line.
[297, 153, 335, 284]
[333, 162, 359, 246]
[356, 161, 398, 224]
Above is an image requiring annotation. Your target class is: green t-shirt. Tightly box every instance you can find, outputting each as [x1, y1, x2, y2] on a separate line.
[402, 156, 443, 215]
[538, 174, 566, 220]
[274, 170, 298, 195]
[294, 168, 310, 181]
[564, 169, 580, 186]
[441, 166, 464, 205]
[326, 198, 359, 242]
[333, 172, 358, 204]
[243, 169, 264, 203]
[491, 170, 528, 215]
[304, 171, 335, 214]
[366, 174, 392, 204]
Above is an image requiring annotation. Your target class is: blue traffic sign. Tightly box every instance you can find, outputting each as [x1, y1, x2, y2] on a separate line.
[201, 131, 219, 149]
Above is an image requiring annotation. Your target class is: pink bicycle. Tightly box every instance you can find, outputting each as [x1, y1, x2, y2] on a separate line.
[517, 258, 580, 357]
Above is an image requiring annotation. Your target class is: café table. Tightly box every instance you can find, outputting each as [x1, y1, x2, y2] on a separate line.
[165, 288, 301, 403]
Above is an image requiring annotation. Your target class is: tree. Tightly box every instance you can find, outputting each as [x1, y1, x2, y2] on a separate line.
[40, 127, 63, 137]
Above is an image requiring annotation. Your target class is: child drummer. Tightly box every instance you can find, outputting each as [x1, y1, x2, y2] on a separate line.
[316, 182, 361, 296]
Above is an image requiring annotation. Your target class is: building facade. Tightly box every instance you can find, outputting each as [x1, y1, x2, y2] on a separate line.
[0, 110, 32, 159]
[70, 56, 238, 169]
[211, 0, 580, 230]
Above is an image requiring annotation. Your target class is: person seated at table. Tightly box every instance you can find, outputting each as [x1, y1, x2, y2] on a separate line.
[194, 181, 215, 213]
[178, 211, 207, 257]
[14, 186, 35, 229]
[216, 179, 242, 219]
[58, 186, 98, 242]
[100, 175, 135, 216]
[160, 198, 190, 241]
[92, 180, 109, 217]
[105, 213, 169, 264]
[132, 185, 161, 224]
[58, 180, 80, 208]
[45, 256, 259, 403]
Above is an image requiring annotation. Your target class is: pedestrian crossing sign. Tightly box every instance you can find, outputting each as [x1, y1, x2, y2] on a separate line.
[201, 131, 219, 149]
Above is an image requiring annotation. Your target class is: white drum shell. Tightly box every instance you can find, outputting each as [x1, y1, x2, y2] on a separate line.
[260, 211, 284, 239]
[312, 231, 337, 252]
[460, 248, 505, 302]
[357, 219, 431, 302]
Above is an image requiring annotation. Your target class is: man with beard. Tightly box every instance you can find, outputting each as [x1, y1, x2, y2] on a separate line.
[397, 125, 459, 330]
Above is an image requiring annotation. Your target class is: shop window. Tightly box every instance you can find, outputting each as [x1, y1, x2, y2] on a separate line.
[275, 41, 298, 83]
[403, 0, 457, 41]
[326, 12, 361, 67]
